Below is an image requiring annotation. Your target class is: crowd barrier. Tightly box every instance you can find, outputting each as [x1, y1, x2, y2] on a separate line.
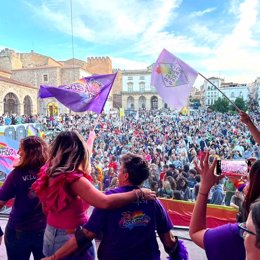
[0, 123, 43, 141]
[159, 198, 237, 228]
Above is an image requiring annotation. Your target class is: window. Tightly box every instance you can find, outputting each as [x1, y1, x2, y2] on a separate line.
[231, 92, 235, 98]
[128, 76, 133, 80]
[139, 76, 145, 80]
[127, 82, 133, 92]
[43, 74, 48, 82]
[151, 96, 158, 109]
[139, 82, 145, 92]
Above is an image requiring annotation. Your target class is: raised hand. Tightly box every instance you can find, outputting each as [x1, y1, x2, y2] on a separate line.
[194, 151, 222, 193]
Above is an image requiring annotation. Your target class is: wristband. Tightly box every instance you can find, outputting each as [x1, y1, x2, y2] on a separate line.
[199, 192, 208, 197]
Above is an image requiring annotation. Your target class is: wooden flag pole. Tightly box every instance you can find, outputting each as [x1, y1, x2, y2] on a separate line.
[199, 73, 240, 112]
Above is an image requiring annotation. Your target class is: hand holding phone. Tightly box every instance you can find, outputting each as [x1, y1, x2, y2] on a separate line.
[216, 160, 248, 176]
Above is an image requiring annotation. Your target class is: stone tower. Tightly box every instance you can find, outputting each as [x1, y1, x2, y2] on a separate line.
[86, 57, 112, 75]
[0, 48, 22, 71]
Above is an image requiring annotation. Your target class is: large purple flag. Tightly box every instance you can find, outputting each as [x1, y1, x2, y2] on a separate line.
[39, 73, 117, 113]
[151, 49, 198, 110]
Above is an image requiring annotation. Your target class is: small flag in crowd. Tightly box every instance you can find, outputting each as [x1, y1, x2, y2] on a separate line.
[119, 108, 125, 118]
[28, 125, 45, 139]
[135, 111, 139, 120]
[28, 125, 38, 136]
[39, 73, 117, 114]
[151, 49, 198, 110]
[0, 136, 19, 174]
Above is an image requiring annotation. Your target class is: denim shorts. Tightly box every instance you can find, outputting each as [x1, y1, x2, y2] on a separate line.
[43, 224, 96, 260]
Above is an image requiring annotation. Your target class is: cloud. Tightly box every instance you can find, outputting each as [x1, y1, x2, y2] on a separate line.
[202, 0, 260, 82]
[110, 57, 148, 70]
[26, 0, 181, 43]
[24, 0, 260, 83]
[190, 7, 216, 17]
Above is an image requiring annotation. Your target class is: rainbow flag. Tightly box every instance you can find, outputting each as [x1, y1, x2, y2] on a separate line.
[0, 136, 19, 174]
[28, 125, 38, 136]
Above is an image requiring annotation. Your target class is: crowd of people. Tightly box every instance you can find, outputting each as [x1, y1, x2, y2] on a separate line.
[0, 108, 259, 259]
[39, 109, 260, 207]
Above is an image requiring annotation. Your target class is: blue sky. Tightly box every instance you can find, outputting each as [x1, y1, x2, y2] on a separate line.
[1, 0, 260, 87]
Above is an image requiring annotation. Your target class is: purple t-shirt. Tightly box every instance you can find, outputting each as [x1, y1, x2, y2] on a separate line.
[0, 167, 46, 230]
[204, 223, 245, 260]
[85, 186, 173, 260]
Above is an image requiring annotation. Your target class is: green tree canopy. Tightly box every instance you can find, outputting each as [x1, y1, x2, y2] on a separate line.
[229, 97, 247, 111]
[211, 97, 229, 113]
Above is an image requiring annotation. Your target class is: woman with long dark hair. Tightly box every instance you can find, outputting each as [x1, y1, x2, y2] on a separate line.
[33, 131, 155, 259]
[243, 160, 260, 221]
[0, 136, 48, 260]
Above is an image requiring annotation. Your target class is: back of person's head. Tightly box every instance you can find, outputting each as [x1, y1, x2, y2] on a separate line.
[166, 169, 173, 177]
[177, 176, 188, 189]
[173, 190, 183, 200]
[169, 164, 176, 170]
[120, 153, 149, 186]
[166, 176, 177, 190]
[245, 160, 260, 217]
[195, 175, 201, 183]
[150, 181, 158, 190]
[163, 180, 172, 190]
[16, 136, 48, 172]
[47, 131, 89, 176]
[183, 164, 189, 173]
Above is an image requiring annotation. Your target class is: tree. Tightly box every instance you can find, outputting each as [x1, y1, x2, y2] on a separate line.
[230, 97, 248, 112]
[211, 97, 229, 113]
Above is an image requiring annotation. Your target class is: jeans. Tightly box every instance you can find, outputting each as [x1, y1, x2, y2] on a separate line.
[4, 225, 45, 260]
[43, 224, 96, 260]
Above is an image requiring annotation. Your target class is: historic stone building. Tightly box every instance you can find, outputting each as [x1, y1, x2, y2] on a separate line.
[0, 68, 38, 115]
[0, 48, 113, 115]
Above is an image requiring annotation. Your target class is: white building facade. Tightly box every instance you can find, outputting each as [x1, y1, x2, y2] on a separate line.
[202, 77, 249, 107]
[121, 68, 166, 110]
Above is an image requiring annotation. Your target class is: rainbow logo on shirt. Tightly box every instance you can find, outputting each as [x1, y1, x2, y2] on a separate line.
[119, 211, 151, 230]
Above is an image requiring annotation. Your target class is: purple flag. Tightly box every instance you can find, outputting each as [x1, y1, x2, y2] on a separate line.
[39, 73, 117, 113]
[151, 49, 198, 110]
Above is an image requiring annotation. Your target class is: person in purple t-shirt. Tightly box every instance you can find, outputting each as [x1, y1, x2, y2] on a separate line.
[0, 136, 48, 260]
[189, 151, 260, 260]
[43, 153, 189, 260]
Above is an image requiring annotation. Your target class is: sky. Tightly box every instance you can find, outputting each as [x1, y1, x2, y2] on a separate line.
[0, 0, 260, 87]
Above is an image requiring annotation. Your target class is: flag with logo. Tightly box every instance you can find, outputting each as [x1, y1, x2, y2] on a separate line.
[0, 136, 19, 174]
[151, 49, 198, 110]
[39, 73, 117, 114]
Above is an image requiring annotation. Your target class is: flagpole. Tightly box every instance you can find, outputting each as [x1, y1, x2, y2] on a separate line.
[199, 73, 240, 112]
[91, 72, 117, 131]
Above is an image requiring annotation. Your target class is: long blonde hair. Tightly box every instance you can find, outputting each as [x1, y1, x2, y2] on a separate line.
[46, 131, 89, 176]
